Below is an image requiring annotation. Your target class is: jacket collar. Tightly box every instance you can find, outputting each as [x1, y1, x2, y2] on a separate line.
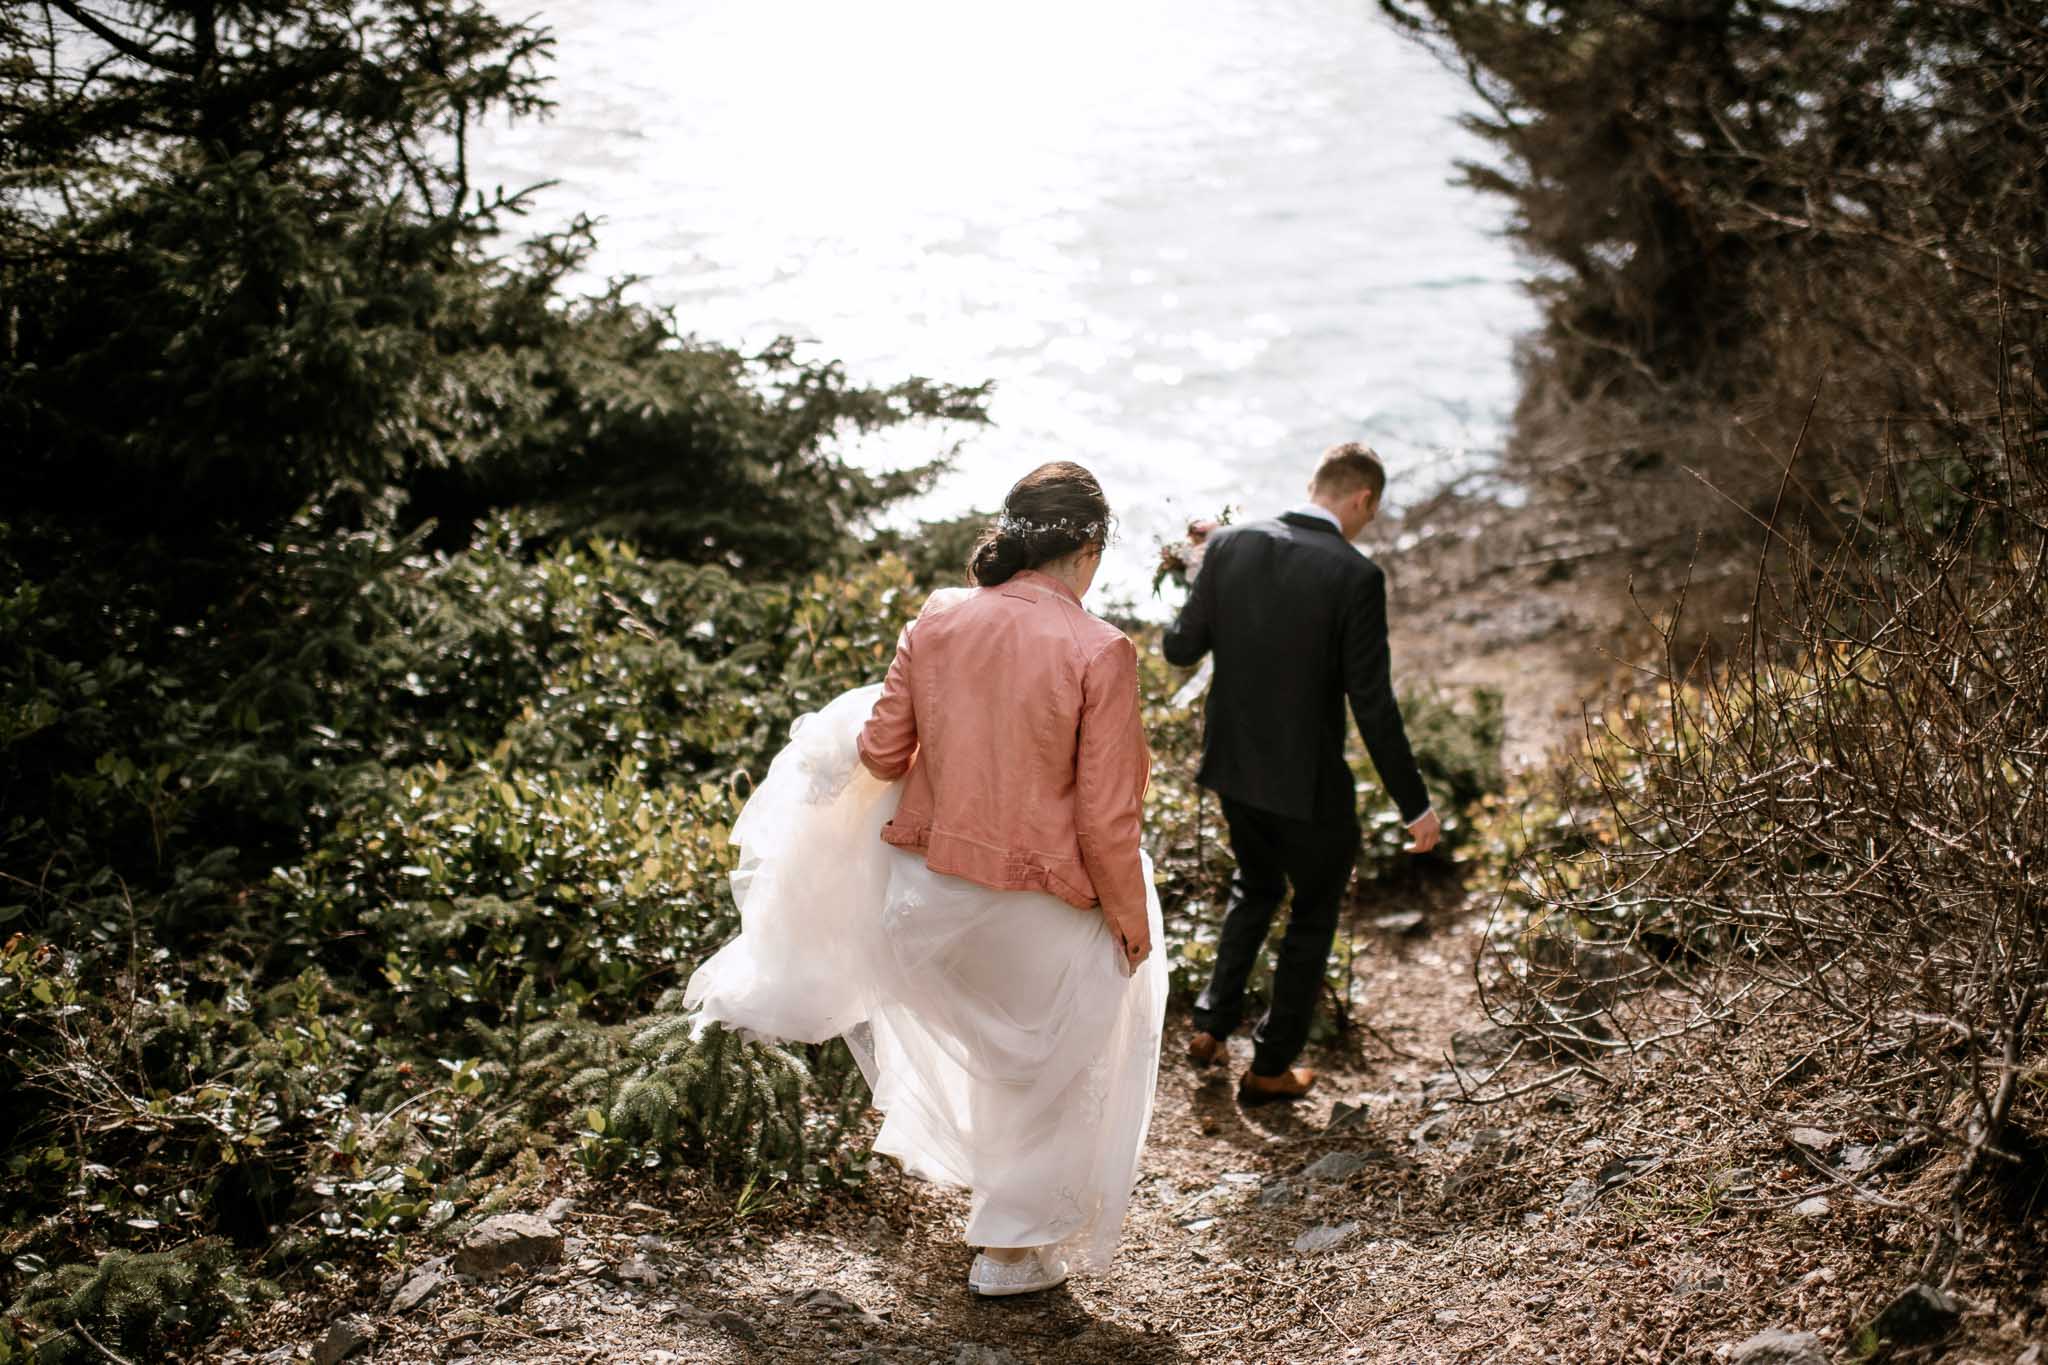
[1279, 508, 1348, 538]
[1009, 568, 1083, 605]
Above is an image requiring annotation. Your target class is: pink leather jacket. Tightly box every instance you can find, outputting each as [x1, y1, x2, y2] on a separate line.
[855, 570, 1151, 948]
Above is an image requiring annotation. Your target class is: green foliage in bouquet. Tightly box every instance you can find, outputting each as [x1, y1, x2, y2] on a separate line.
[1149, 510, 1235, 596]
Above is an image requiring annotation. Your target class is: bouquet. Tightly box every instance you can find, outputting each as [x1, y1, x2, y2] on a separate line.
[1150, 510, 1233, 596]
[1153, 509, 1232, 709]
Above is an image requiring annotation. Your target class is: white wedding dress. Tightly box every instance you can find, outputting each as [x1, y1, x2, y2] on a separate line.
[683, 684, 1168, 1273]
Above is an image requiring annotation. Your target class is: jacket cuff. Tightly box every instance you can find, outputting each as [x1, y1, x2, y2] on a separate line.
[854, 732, 910, 781]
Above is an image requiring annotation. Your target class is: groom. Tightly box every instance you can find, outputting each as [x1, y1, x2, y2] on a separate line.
[1163, 442, 1440, 1104]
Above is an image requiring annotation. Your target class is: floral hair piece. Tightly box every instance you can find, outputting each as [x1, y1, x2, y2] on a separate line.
[996, 511, 1109, 542]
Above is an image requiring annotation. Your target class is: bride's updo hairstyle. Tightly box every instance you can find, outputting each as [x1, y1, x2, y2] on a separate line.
[968, 461, 1113, 587]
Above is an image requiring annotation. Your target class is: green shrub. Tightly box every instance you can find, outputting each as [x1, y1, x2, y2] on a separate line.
[0, 1, 975, 1353]
[0, 534, 920, 1350]
[6, 1241, 273, 1365]
[597, 1012, 863, 1186]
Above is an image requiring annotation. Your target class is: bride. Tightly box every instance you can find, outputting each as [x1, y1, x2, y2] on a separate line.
[685, 460, 1168, 1296]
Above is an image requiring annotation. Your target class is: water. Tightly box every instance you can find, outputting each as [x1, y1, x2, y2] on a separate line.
[468, 0, 1534, 603]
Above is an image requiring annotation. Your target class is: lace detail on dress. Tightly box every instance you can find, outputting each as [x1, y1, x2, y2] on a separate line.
[1075, 1053, 1112, 1125]
[796, 724, 860, 807]
[1045, 1184, 1092, 1241]
[882, 881, 924, 935]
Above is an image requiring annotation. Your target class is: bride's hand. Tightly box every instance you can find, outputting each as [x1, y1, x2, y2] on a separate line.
[1112, 923, 1151, 976]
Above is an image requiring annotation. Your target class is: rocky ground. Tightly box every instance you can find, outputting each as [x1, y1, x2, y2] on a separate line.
[213, 883, 2046, 1364]
[209, 489, 2044, 1364]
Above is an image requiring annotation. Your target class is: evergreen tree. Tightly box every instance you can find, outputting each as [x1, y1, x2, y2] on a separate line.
[2, 0, 555, 534]
[1, 2, 985, 566]
[1380, 0, 2046, 505]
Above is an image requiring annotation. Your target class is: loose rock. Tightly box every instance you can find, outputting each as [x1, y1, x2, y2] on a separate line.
[1790, 1196, 1831, 1219]
[540, 1196, 577, 1225]
[1256, 1178, 1297, 1208]
[491, 1282, 536, 1314]
[608, 1256, 663, 1287]
[1865, 1282, 1960, 1345]
[1785, 1127, 1841, 1155]
[1410, 1111, 1454, 1146]
[1593, 1154, 1657, 1192]
[312, 1315, 375, 1365]
[1422, 1068, 1470, 1103]
[1303, 1151, 1367, 1182]
[1450, 1026, 1516, 1066]
[390, 1260, 447, 1314]
[797, 1286, 885, 1325]
[712, 1309, 762, 1343]
[1570, 942, 1653, 1006]
[954, 1345, 1022, 1365]
[1729, 1328, 1827, 1365]
[1292, 1221, 1359, 1254]
[453, 1213, 565, 1278]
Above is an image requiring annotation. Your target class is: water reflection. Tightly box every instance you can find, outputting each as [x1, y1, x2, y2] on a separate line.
[469, 0, 1535, 602]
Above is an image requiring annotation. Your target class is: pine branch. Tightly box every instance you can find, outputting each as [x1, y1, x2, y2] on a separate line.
[46, 2, 198, 75]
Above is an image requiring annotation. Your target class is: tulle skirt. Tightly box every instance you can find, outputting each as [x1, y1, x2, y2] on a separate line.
[683, 684, 1168, 1273]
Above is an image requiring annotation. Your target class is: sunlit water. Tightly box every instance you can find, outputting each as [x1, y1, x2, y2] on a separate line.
[468, 0, 1534, 605]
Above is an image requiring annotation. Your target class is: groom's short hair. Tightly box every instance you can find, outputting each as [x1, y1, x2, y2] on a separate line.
[1311, 442, 1386, 501]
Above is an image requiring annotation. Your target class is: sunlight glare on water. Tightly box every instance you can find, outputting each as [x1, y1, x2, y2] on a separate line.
[469, 0, 1535, 603]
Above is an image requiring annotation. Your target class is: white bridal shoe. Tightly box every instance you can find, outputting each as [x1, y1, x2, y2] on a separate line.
[968, 1248, 1070, 1297]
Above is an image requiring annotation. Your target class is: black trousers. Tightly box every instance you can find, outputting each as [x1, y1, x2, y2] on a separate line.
[1191, 796, 1361, 1076]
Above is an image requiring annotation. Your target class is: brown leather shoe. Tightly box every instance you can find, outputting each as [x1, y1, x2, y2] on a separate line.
[1188, 1031, 1226, 1068]
[1237, 1067, 1317, 1106]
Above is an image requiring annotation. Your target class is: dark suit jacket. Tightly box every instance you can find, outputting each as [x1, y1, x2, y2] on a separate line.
[1162, 511, 1429, 827]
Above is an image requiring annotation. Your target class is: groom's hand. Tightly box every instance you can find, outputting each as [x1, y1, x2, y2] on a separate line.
[1404, 808, 1442, 855]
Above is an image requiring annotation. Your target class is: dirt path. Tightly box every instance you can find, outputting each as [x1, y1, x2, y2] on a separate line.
[218, 494, 2032, 1364]
[223, 876, 1959, 1365]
